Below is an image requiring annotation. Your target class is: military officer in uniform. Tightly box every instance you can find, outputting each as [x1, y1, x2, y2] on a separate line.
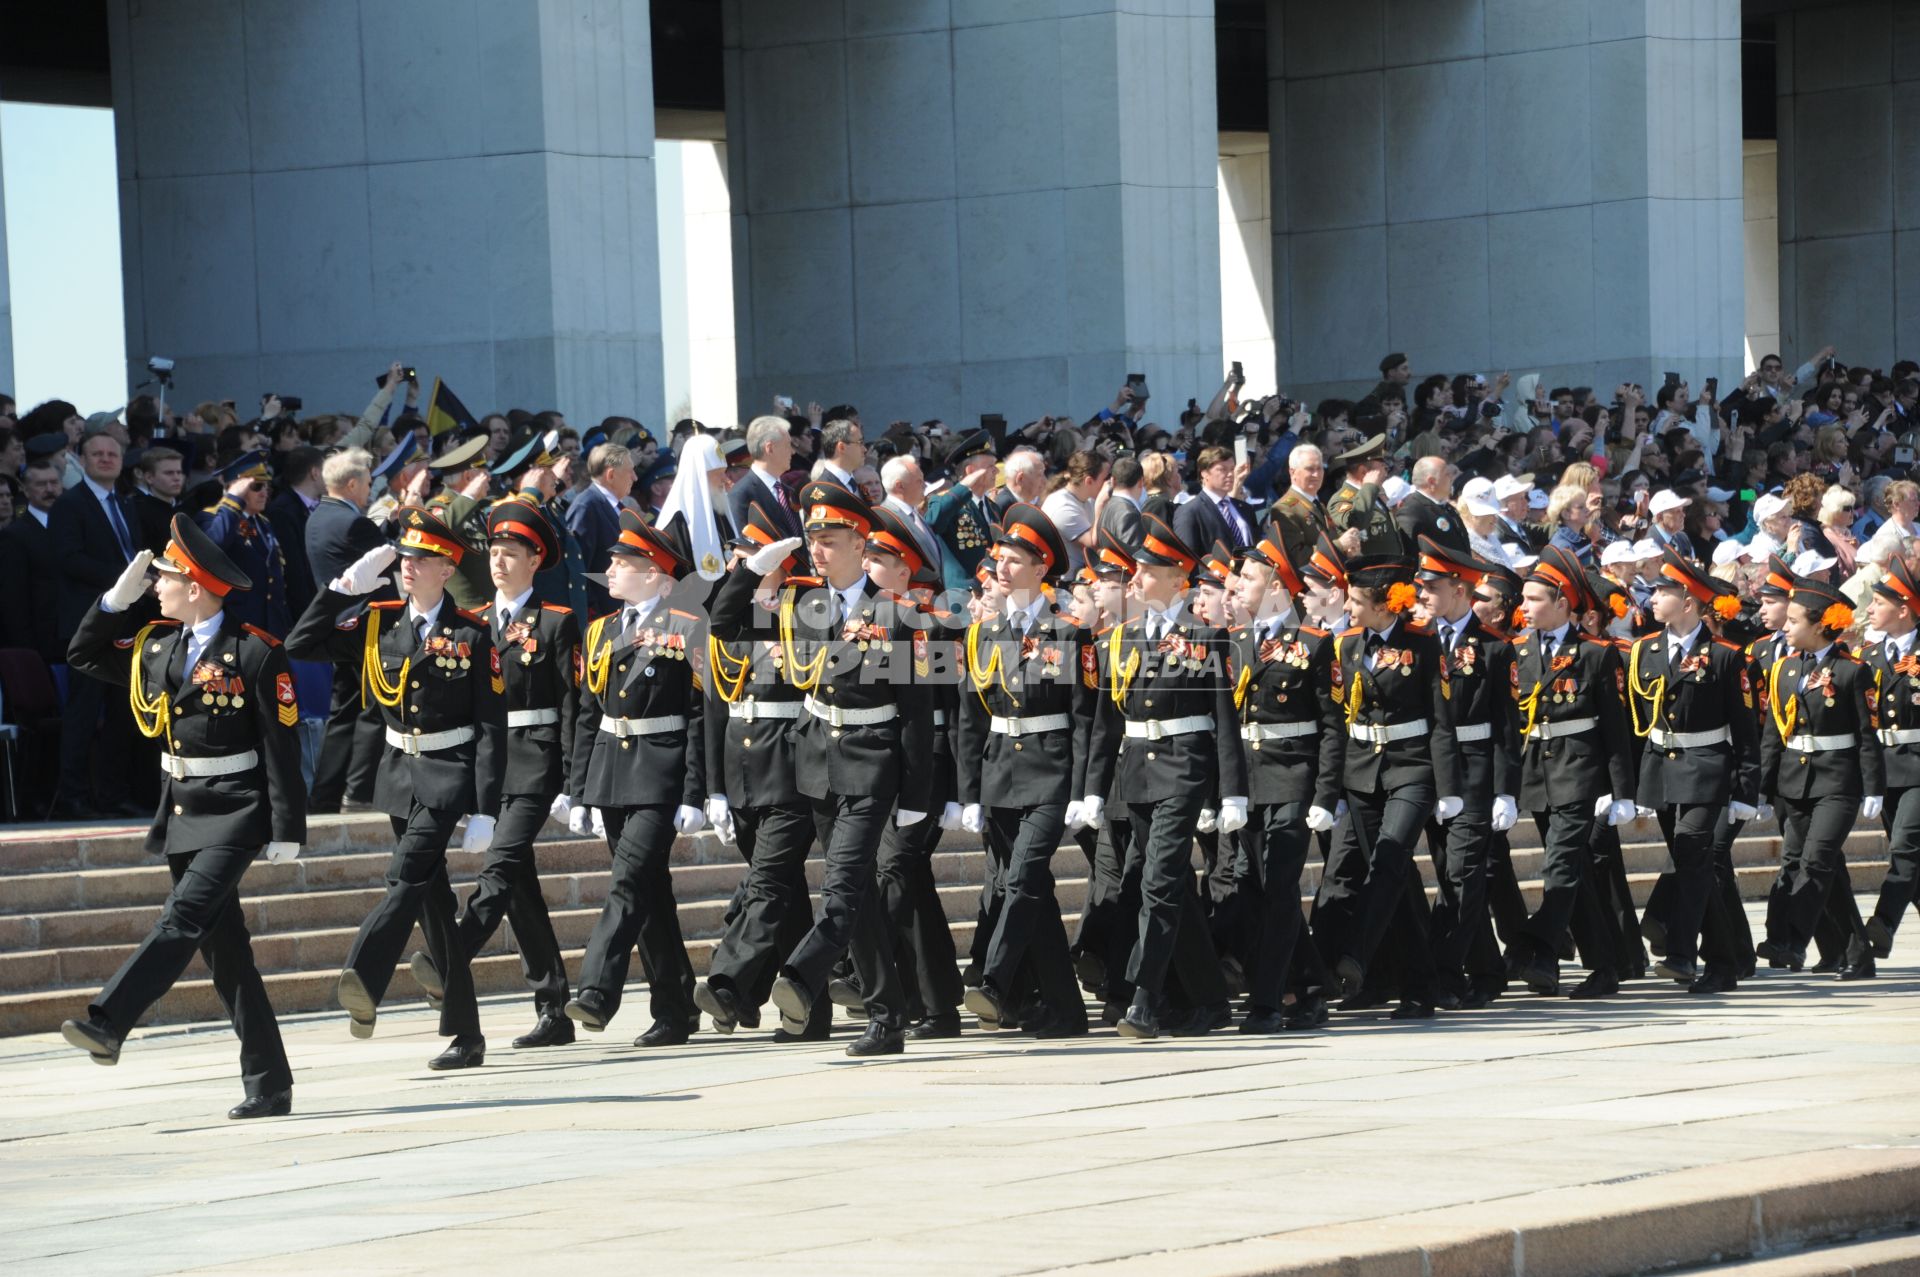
[409, 499, 579, 1048]
[1325, 435, 1402, 556]
[1864, 555, 1920, 962]
[562, 511, 710, 1046]
[712, 480, 934, 1056]
[424, 435, 496, 611]
[286, 506, 506, 1070]
[59, 516, 306, 1118]
[926, 428, 1002, 593]
[197, 450, 290, 636]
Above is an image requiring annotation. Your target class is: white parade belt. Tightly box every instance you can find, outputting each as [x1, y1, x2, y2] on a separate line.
[160, 750, 258, 780]
[1877, 727, 1920, 746]
[507, 708, 559, 728]
[1453, 723, 1493, 743]
[1647, 726, 1730, 749]
[933, 710, 948, 727]
[729, 699, 801, 721]
[1241, 721, 1316, 742]
[803, 696, 897, 728]
[1525, 716, 1596, 741]
[387, 725, 476, 755]
[1347, 718, 1428, 745]
[1784, 733, 1853, 752]
[990, 713, 1071, 738]
[1124, 715, 1214, 740]
[598, 715, 687, 739]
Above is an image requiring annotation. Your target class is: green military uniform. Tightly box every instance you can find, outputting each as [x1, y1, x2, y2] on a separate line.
[1326, 478, 1402, 556]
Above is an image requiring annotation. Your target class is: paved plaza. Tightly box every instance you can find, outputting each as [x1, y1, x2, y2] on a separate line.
[3, 902, 1918, 1277]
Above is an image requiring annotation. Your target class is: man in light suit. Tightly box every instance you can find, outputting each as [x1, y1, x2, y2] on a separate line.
[565, 441, 634, 616]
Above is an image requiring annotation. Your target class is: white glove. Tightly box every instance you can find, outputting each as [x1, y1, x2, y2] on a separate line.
[1756, 802, 1775, 825]
[1861, 795, 1885, 821]
[1593, 793, 1615, 819]
[1436, 796, 1463, 822]
[961, 802, 985, 833]
[1080, 796, 1105, 828]
[1635, 804, 1656, 822]
[1305, 805, 1335, 833]
[1728, 801, 1759, 822]
[1491, 795, 1517, 833]
[591, 807, 605, 837]
[103, 549, 155, 612]
[264, 841, 301, 865]
[938, 802, 964, 830]
[1062, 800, 1084, 830]
[674, 804, 705, 835]
[1195, 807, 1218, 834]
[461, 814, 495, 854]
[896, 808, 926, 828]
[1217, 797, 1248, 835]
[550, 793, 573, 824]
[333, 543, 397, 596]
[568, 805, 594, 835]
[745, 535, 803, 575]
[1606, 799, 1636, 826]
[705, 795, 736, 844]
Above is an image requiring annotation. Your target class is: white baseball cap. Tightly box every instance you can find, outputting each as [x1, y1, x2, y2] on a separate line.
[1460, 477, 1500, 518]
[1704, 486, 1735, 503]
[1649, 489, 1691, 516]
[1527, 489, 1549, 511]
[1381, 475, 1413, 507]
[1752, 492, 1788, 521]
[1493, 474, 1532, 501]
[1632, 540, 1666, 561]
[1601, 540, 1638, 567]
[1792, 550, 1837, 575]
[1711, 539, 1750, 567]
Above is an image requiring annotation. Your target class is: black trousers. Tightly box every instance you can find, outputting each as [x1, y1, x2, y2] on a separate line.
[1778, 793, 1869, 953]
[455, 792, 569, 1013]
[1072, 815, 1131, 995]
[1247, 801, 1311, 1011]
[1425, 798, 1494, 994]
[1569, 820, 1626, 978]
[1514, 802, 1593, 962]
[59, 669, 139, 810]
[708, 802, 816, 1007]
[310, 663, 382, 809]
[1315, 783, 1435, 978]
[93, 844, 291, 1097]
[981, 803, 1084, 1027]
[787, 794, 905, 1031]
[876, 807, 962, 1019]
[346, 804, 477, 1037]
[1872, 784, 1920, 938]
[1123, 789, 1219, 997]
[1652, 803, 1736, 969]
[579, 804, 695, 1027]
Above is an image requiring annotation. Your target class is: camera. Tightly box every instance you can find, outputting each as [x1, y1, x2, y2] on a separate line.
[147, 356, 175, 386]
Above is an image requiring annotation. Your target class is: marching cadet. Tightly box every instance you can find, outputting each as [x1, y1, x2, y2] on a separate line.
[59, 516, 305, 1118]
[1468, 563, 1532, 1000]
[1082, 513, 1244, 1039]
[1314, 554, 1460, 1019]
[1325, 435, 1402, 556]
[492, 427, 590, 620]
[956, 503, 1093, 1039]
[1864, 554, 1920, 962]
[1412, 537, 1522, 1006]
[1757, 576, 1882, 980]
[1299, 529, 1352, 633]
[694, 504, 829, 1041]
[1227, 532, 1342, 1032]
[1506, 545, 1636, 996]
[197, 450, 290, 636]
[408, 499, 579, 1048]
[711, 481, 933, 1056]
[1624, 548, 1761, 994]
[562, 510, 709, 1046]
[287, 506, 506, 1069]
[1573, 570, 1651, 986]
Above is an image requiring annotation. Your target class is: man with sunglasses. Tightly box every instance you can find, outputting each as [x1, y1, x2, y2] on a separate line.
[197, 450, 291, 637]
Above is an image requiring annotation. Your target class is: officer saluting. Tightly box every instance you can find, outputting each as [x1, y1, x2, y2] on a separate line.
[286, 506, 506, 1070]
[197, 450, 290, 636]
[60, 515, 305, 1119]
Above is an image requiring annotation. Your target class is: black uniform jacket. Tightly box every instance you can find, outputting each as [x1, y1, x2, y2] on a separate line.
[70, 603, 306, 856]
[569, 601, 707, 810]
[1761, 645, 1883, 802]
[1085, 612, 1247, 805]
[1330, 616, 1462, 799]
[954, 606, 1095, 810]
[703, 591, 808, 810]
[1861, 637, 1920, 791]
[1229, 616, 1343, 809]
[1431, 615, 1520, 803]
[1510, 626, 1635, 811]
[475, 598, 579, 797]
[1626, 630, 1761, 807]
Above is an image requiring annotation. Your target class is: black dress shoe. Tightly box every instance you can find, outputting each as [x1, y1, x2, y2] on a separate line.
[60, 1017, 121, 1066]
[513, 1010, 576, 1048]
[1171, 1003, 1232, 1036]
[693, 981, 740, 1034]
[769, 973, 814, 1035]
[1567, 970, 1619, 1000]
[962, 984, 1008, 1028]
[1336, 989, 1392, 1012]
[1687, 969, 1737, 995]
[1100, 1001, 1126, 1027]
[1389, 999, 1435, 1021]
[1455, 988, 1494, 1011]
[1866, 917, 1894, 959]
[1073, 951, 1108, 993]
[1432, 989, 1463, 1011]
[1332, 955, 1366, 1000]
[634, 1019, 693, 1048]
[564, 988, 611, 1032]
[1754, 940, 1804, 972]
[845, 1023, 904, 1056]
[336, 969, 377, 1039]
[429, 1036, 486, 1070]
[1116, 1004, 1160, 1040]
[1838, 957, 1878, 981]
[409, 951, 445, 1011]
[907, 1011, 962, 1040]
[228, 1089, 292, 1120]
[1518, 955, 1559, 996]
[1809, 951, 1843, 974]
[1282, 995, 1329, 1030]
[826, 977, 865, 1010]
[1653, 958, 1699, 984]
[1240, 1006, 1288, 1034]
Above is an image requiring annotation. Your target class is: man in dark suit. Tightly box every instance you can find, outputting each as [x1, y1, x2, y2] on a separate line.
[128, 445, 186, 553]
[0, 458, 66, 664]
[50, 430, 144, 817]
[1396, 456, 1470, 554]
[305, 448, 390, 813]
[266, 446, 324, 619]
[728, 416, 804, 544]
[1172, 444, 1257, 555]
[565, 440, 634, 616]
[1098, 456, 1146, 552]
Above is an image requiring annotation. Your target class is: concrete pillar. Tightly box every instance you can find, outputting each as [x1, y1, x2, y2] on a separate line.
[1269, 0, 1745, 405]
[723, 1, 1221, 428]
[0, 118, 13, 398]
[108, 0, 663, 427]
[1774, 2, 1920, 371]
[1219, 136, 1276, 389]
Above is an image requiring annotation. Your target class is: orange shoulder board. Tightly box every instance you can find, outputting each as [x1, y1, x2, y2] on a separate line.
[1298, 625, 1328, 637]
[785, 575, 824, 589]
[541, 602, 572, 614]
[369, 600, 403, 610]
[456, 607, 487, 625]
[241, 623, 282, 647]
[1340, 626, 1364, 638]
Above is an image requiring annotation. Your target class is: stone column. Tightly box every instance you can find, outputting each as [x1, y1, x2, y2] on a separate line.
[108, 0, 663, 428]
[0, 118, 13, 398]
[1269, 0, 1745, 404]
[1774, 2, 1920, 370]
[723, 1, 1221, 428]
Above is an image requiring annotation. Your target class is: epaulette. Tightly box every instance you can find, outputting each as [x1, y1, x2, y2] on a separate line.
[1714, 638, 1743, 652]
[1579, 634, 1611, 644]
[1298, 625, 1328, 637]
[456, 607, 487, 625]
[785, 575, 824, 589]
[369, 600, 404, 610]
[1632, 632, 1658, 648]
[241, 623, 282, 647]
[1094, 623, 1116, 638]
[669, 608, 700, 623]
[1403, 622, 1432, 635]
[541, 602, 571, 614]
[1340, 625, 1364, 637]
[1227, 622, 1248, 635]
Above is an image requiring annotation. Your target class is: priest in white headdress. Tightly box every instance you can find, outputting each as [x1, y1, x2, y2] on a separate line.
[657, 431, 735, 607]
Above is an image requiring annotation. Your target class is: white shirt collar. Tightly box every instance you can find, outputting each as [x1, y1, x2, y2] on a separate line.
[823, 461, 854, 488]
[1890, 629, 1917, 656]
[622, 595, 662, 630]
[183, 612, 224, 664]
[28, 506, 48, 527]
[1667, 623, 1703, 654]
[82, 474, 116, 504]
[592, 480, 625, 510]
[1804, 642, 1835, 665]
[1007, 594, 1046, 630]
[407, 596, 445, 632]
[495, 586, 535, 623]
[837, 575, 870, 616]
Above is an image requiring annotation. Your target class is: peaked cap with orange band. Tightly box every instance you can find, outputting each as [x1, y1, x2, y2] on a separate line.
[1301, 527, 1348, 590]
[609, 507, 692, 579]
[1527, 544, 1595, 614]
[1874, 553, 1920, 611]
[486, 498, 559, 571]
[152, 512, 252, 597]
[1791, 573, 1855, 633]
[800, 479, 875, 537]
[393, 505, 467, 565]
[1091, 524, 1136, 580]
[866, 504, 930, 578]
[736, 500, 799, 574]
[1195, 537, 1236, 588]
[1653, 544, 1739, 619]
[1415, 534, 1492, 588]
[1134, 512, 1198, 575]
[992, 502, 1069, 580]
[1758, 552, 1798, 600]
[1242, 532, 1305, 596]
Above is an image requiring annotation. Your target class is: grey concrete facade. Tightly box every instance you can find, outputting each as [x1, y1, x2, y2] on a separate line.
[106, 0, 663, 428]
[0, 122, 13, 399]
[1773, 1, 1920, 372]
[1268, 0, 1747, 406]
[722, 0, 1222, 429]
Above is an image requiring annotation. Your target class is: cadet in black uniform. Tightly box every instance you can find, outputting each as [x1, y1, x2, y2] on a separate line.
[562, 510, 709, 1046]
[1863, 554, 1920, 963]
[286, 506, 506, 1069]
[1758, 577, 1882, 978]
[1625, 548, 1761, 994]
[409, 498, 579, 1048]
[712, 481, 934, 1057]
[1228, 532, 1342, 1032]
[59, 516, 306, 1118]
[492, 427, 590, 621]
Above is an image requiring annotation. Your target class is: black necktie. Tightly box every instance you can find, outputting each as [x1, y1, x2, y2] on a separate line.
[1366, 632, 1385, 655]
[105, 494, 133, 561]
[167, 629, 191, 691]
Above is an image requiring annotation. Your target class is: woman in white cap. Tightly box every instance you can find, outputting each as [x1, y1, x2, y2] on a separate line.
[1455, 477, 1513, 567]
